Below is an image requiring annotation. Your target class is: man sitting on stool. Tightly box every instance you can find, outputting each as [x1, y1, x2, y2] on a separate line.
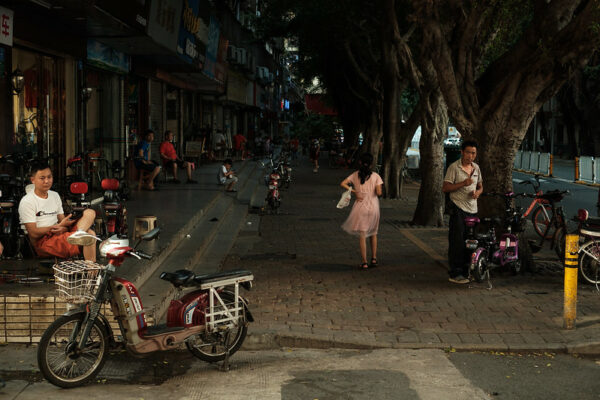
[18, 161, 97, 262]
[159, 130, 198, 184]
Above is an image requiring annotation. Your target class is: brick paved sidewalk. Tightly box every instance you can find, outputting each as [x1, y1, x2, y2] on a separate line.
[224, 157, 600, 353]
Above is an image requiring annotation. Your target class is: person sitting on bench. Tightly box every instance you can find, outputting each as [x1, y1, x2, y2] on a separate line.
[159, 130, 197, 184]
[18, 161, 97, 262]
[135, 129, 161, 190]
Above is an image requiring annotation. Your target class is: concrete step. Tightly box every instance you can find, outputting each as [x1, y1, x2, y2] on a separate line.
[250, 166, 269, 209]
[120, 193, 221, 289]
[237, 162, 258, 204]
[138, 194, 235, 322]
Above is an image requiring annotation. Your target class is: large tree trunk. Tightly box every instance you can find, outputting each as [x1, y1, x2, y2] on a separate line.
[363, 105, 383, 161]
[412, 90, 447, 226]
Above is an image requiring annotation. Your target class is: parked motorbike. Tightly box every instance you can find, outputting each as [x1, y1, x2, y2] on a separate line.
[265, 170, 281, 213]
[37, 229, 254, 388]
[98, 177, 128, 242]
[0, 173, 24, 259]
[468, 192, 526, 282]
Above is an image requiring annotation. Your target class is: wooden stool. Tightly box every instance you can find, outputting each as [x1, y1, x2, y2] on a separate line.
[134, 215, 157, 239]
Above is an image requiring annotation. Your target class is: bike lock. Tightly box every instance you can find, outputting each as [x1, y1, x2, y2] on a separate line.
[564, 234, 579, 330]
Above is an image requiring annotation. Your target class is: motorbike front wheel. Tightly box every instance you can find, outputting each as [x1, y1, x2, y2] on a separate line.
[37, 313, 109, 388]
[471, 250, 489, 282]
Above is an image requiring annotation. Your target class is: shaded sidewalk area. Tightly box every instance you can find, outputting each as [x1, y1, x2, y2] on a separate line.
[224, 158, 600, 353]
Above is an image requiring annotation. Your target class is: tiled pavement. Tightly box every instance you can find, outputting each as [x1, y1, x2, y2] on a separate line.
[224, 159, 600, 353]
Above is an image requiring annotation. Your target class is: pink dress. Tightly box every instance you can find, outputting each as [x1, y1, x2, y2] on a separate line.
[341, 171, 383, 237]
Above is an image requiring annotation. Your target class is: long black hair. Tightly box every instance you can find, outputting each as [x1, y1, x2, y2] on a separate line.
[358, 153, 374, 184]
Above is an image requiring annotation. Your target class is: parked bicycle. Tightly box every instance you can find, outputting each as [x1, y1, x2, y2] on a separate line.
[517, 174, 554, 238]
[528, 189, 570, 260]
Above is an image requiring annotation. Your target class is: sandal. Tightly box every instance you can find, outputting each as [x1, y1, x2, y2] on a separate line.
[370, 258, 378, 268]
[359, 262, 369, 270]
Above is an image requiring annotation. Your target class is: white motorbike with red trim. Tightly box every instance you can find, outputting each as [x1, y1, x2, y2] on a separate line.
[37, 229, 254, 388]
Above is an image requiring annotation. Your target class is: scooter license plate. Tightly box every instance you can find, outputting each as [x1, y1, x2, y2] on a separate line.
[465, 239, 478, 250]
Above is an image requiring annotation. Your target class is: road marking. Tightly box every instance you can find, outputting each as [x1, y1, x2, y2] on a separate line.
[398, 229, 448, 270]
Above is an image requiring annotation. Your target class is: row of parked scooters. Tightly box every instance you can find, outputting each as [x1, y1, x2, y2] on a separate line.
[464, 175, 600, 286]
[0, 151, 130, 261]
[261, 150, 293, 214]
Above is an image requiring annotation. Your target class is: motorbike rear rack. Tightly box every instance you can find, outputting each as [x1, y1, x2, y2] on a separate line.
[200, 272, 254, 333]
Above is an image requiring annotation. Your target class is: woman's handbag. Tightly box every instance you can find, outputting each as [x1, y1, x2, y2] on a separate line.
[336, 188, 352, 209]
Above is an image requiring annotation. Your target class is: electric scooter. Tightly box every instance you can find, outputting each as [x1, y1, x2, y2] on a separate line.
[37, 229, 254, 388]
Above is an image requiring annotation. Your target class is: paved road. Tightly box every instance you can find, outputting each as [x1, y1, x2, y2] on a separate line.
[1, 346, 599, 400]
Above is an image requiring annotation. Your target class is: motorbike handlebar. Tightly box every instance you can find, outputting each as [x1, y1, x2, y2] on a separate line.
[127, 250, 152, 260]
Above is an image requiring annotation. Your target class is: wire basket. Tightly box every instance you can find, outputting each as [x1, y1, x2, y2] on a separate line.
[53, 260, 104, 303]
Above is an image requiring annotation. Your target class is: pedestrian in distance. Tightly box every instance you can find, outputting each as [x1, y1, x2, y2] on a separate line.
[310, 137, 320, 172]
[442, 140, 483, 284]
[159, 130, 198, 184]
[340, 153, 384, 269]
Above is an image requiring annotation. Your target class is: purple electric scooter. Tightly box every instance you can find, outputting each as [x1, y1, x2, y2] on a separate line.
[467, 192, 526, 283]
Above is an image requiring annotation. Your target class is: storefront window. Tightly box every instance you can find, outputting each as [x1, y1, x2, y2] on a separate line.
[12, 48, 64, 165]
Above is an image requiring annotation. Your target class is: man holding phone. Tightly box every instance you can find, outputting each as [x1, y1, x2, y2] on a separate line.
[18, 161, 97, 262]
[442, 140, 483, 284]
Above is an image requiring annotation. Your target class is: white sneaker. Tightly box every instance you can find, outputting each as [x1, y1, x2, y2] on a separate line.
[67, 230, 98, 247]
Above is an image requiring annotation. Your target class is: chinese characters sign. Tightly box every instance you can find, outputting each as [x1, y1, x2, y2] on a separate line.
[0, 6, 13, 47]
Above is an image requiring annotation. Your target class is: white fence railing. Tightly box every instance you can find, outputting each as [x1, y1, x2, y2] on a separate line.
[513, 150, 551, 175]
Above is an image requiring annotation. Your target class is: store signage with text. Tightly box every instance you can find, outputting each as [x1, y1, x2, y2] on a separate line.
[0, 6, 13, 47]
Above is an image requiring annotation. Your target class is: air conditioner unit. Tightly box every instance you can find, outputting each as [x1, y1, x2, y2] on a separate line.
[236, 47, 247, 65]
[227, 45, 237, 62]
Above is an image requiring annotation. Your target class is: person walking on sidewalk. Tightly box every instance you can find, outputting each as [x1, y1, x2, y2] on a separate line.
[442, 140, 483, 284]
[310, 137, 320, 172]
[159, 130, 198, 184]
[340, 153, 383, 269]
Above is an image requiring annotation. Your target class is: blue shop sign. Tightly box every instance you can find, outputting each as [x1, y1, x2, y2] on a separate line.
[87, 40, 130, 74]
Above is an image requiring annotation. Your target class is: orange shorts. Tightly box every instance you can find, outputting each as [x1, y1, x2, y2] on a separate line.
[34, 225, 81, 259]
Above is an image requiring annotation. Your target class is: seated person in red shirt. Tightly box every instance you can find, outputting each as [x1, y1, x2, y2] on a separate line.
[159, 130, 197, 184]
[18, 161, 97, 261]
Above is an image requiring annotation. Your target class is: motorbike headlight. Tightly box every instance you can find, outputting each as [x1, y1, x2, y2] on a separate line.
[465, 239, 478, 250]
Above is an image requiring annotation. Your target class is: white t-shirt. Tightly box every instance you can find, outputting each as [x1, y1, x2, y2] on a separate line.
[218, 165, 228, 184]
[18, 190, 64, 230]
[213, 133, 226, 149]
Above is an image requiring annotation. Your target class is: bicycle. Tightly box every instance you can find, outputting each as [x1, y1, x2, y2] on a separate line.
[517, 174, 554, 238]
[528, 189, 570, 260]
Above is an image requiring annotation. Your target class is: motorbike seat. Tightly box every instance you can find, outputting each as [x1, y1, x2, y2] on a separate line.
[464, 217, 480, 227]
[160, 269, 194, 287]
[585, 216, 600, 226]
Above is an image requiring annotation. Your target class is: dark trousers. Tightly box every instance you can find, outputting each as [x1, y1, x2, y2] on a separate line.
[448, 203, 476, 278]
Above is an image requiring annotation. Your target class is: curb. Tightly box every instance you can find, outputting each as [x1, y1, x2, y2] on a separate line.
[243, 331, 600, 355]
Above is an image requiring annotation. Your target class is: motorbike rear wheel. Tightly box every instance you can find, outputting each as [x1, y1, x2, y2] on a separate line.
[37, 313, 109, 388]
[186, 294, 248, 363]
[472, 250, 489, 282]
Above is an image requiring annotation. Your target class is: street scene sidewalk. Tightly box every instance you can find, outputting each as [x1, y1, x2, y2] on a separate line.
[223, 158, 600, 353]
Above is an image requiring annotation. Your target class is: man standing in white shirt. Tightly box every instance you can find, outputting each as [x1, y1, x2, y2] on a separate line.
[19, 161, 97, 261]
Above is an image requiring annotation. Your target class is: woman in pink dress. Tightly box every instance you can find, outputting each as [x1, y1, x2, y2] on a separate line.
[340, 153, 383, 269]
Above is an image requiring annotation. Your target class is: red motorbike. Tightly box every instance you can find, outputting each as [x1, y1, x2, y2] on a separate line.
[266, 170, 281, 213]
[98, 178, 128, 241]
[37, 229, 254, 388]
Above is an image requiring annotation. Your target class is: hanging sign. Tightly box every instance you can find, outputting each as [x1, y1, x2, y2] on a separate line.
[0, 6, 14, 47]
